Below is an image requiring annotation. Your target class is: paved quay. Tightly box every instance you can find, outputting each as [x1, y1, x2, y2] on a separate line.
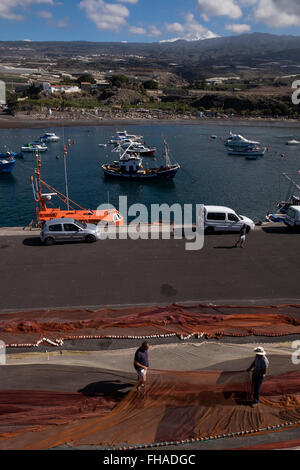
[0, 223, 299, 312]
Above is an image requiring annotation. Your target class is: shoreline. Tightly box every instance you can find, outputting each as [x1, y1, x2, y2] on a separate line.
[1, 114, 300, 130]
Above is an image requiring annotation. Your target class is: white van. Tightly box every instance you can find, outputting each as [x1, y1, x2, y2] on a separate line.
[203, 206, 255, 234]
[284, 206, 300, 229]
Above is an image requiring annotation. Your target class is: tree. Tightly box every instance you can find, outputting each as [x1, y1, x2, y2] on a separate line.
[6, 92, 18, 114]
[26, 84, 42, 99]
[143, 80, 159, 90]
[109, 74, 129, 88]
[76, 74, 96, 86]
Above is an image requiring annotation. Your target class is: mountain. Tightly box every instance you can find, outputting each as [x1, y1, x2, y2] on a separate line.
[1, 33, 300, 81]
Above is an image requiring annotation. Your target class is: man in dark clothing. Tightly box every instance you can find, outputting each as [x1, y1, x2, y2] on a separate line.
[134, 342, 150, 391]
[247, 346, 269, 405]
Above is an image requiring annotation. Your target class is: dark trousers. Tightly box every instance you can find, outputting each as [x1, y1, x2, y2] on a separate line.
[252, 373, 264, 403]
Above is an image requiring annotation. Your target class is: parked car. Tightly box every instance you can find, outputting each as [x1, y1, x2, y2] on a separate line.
[203, 206, 255, 234]
[284, 206, 300, 229]
[40, 218, 101, 245]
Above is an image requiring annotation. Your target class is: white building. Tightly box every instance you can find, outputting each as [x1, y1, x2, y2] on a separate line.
[42, 83, 81, 94]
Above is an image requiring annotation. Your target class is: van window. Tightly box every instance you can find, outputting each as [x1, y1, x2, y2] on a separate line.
[228, 214, 239, 222]
[207, 212, 226, 221]
[48, 224, 62, 232]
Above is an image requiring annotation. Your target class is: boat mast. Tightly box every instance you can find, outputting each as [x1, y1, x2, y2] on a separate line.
[163, 139, 171, 166]
[283, 173, 300, 193]
[63, 127, 70, 210]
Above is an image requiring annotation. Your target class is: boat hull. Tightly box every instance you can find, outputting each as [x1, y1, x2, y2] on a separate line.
[0, 159, 16, 173]
[37, 208, 123, 226]
[22, 147, 47, 152]
[228, 149, 266, 157]
[102, 165, 179, 180]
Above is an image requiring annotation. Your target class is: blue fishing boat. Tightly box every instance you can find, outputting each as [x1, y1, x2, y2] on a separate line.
[0, 154, 16, 173]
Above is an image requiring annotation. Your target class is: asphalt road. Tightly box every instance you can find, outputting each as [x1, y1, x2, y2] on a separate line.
[0, 225, 299, 311]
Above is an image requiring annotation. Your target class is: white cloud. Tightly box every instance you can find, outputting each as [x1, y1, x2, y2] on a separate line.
[129, 25, 146, 34]
[166, 22, 184, 34]
[254, 0, 300, 28]
[149, 25, 161, 37]
[165, 13, 219, 41]
[226, 23, 251, 33]
[0, 0, 54, 21]
[36, 9, 53, 18]
[79, 0, 131, 32]
[197, 0, 242, 19]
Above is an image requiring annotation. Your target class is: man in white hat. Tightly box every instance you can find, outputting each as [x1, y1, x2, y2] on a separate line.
[246, 346, 269, 405]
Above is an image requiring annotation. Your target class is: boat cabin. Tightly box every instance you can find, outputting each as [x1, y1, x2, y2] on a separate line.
[119, 155, 143, 173]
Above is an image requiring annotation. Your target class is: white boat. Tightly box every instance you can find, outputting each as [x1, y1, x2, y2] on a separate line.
[228, 145, 266, 157]
[21, 142, 48, 152]
[121, 142, 156, 156]
[40, 132, 60, 142]
[286, 139, 300, 145]
[225, 132, 260, 148]
[109, 130, 143, 145]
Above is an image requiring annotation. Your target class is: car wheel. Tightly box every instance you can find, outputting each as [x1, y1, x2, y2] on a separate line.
[85, 235, 96, 243]
[44, 237, 55, 246]
[205, 226, 214, 234]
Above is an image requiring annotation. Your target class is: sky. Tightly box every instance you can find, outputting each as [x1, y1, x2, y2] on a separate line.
[0, 0, 300, 42]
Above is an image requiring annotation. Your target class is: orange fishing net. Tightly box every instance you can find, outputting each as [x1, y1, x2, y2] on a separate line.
[0, 304, 300, 346]
[0, 390, 120, 434]
[0, 370, 299, 450]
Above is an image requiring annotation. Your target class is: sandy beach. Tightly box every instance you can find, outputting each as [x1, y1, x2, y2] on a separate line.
[1, 112, 300, 129]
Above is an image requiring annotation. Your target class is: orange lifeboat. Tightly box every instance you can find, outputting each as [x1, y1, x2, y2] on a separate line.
[31, 153, 123, 226]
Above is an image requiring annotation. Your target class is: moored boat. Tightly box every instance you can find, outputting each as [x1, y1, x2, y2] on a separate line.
[120, 142, 156, 157]
[228, 145, 266, 157]
[266, 173, 300, 222]
[22, 142, 48, 152]
[0, 154, 16, 173]
[225, 132, 260, 148]
[109, 130, 144, 145]
[31, 152, 124, 226]
[40, 132, 60, 142]
[102, 140, 180, 180]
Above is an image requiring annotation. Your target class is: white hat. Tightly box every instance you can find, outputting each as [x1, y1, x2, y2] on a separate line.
[254, 346, 266, 356]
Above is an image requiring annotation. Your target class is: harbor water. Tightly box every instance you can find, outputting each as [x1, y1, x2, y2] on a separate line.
[1, 122, 300, 227]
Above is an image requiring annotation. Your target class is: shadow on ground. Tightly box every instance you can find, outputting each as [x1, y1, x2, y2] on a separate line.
[78, 380, 134, 397]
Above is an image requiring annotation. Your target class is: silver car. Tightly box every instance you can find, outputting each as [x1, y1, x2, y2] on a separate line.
[40, 218, 101, 245]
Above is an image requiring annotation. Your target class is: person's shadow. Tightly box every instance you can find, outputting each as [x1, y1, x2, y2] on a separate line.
[78, 380, 134, 397]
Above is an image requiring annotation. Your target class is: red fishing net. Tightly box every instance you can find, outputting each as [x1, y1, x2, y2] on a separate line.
[0, 370, 299, 450]
[0, 304, 300, 347]
[0, 390, 120, 434]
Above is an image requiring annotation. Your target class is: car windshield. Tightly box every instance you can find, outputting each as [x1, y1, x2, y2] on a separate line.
[76, 221, 87, 229]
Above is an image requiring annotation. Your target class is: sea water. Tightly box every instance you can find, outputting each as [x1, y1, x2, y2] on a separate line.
[0, 122, 300, 227]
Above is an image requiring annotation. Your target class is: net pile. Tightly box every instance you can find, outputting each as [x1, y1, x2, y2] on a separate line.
[0, 391, 120, 434]
[0, 304, 300, 347]
[0, 369, 299, 450]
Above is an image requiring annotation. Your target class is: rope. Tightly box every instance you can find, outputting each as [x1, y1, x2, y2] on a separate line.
[107, 420, 300, 450]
